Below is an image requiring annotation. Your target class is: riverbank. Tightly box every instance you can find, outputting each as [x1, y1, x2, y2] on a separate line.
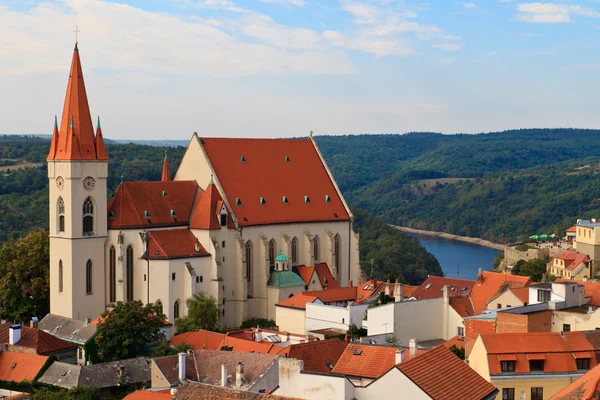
[393, 226, 505, 251]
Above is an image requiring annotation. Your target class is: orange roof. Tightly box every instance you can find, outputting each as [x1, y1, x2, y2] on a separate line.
[302, 287, 357, 304]
[161, 153, 171, 182]
[218, 335, 274, 354]
[200, 137, 350, 227]
[510, 286, 531, 304]
[554, 250, 591, 271]
[558, 279, 600, 306]
[397, 345, 497, 400]
[277, 338, 347, 373]
[170, 330, 225, 351]
[331, 344, 396, 379]
[276, 294, 318, 310]
[449, 295, 475, 317]
[48, 44, 107, 161]
[566, 225, 578, 233]
[294, 266, 315, 286]
[443, 335, 465, 350]
[354, 279, 381, 303]
[411, 276, 476, 300]
[314, 263, 339, 289]
[552, 362, 600, 399]
[146, 229, 209, 260]
[0, 351, 48, 382]
[0, 324, 76, 355]
[108, 181, 198, 229]
[470, 271, 531, 314]
[190, 182, 234, 230]
[123, 389, 172, 400]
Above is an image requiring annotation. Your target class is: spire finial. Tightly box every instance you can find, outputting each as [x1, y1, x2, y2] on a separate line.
[54, 115, 58, 130]
[210, 174, 214, 185]
[97, 116, 101, 130]
[309, 130, 313, 138]
[164, 150, 168, 160]
[74, 26, 80, 50]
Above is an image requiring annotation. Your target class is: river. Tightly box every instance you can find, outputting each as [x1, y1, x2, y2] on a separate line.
[411, 233, 501, 280]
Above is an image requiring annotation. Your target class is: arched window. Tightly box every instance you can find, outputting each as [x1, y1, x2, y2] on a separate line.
[245, 241, 254, 298]
[58, 260, 63, 293]
[173, 300, 180, 319]
[269, 239, 276, 268]
[334, 234, 341, 280]
[85, 260, 93, 295]
[126, 245, 134, 302]
[82, 197, 94, 235]
[313, 235, 320, 263]
[291, 237, 298, 266]
[109, 246, 116, 303]
[58, 197, 65, 233]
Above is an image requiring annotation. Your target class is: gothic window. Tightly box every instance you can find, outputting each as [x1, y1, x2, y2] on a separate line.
[173, 300, 180, 319]
[58, 260, 63, 293]
[126, 245, 134, 301]
[85, 260, 93, 295]
[334, 234, 341, 280]
[109, 246, 116, 303]
[82, 197, 94, 235]
[269, 239, 276, 268]
[220, 213, 227, 227]
[291, 237, 298, 266]
[245, 241, 254, 298]
[313, 235, 320, 263]
[58, 197, 65, 233]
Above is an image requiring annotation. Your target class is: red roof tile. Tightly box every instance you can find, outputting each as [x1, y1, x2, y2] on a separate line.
[170, 330, 225, 351]
[470, 271, 531, 314]
[558, 279, 600, 306]
[331, 344, 396, 379]
[554, 251, 591, 271]
[276, 294, 318, 310]
[566, 225, 578, 233]
[0, 350, 48, 382]
[444, 335, 465, 350]
[302, 287, 357, 304]
[174, 381, 299, 400]
[277, 338, 347, 373]
[218, 336, 275, 354]
[108, 181, 198, 229]
[124, 389, 172, 400]
[397, 345, 497, 400]
[146, 229, 209, 260]
[509, 286, 531, 304]
[200, 137, 350, 227]
[411, 276, 476, 300]
[314, 263, 339, 289]
[449, 295, 475, 317]
[190, 183, 234, 230]
[161, 154, 171, 182]
[0, 324, 76, 355]
[354, 279, 382, 303]
[294, 266, 315, 286]
[552, 362, 600, 399]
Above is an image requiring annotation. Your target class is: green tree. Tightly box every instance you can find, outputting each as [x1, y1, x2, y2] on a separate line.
[240, 317, 277, 330]
[0, 230, 49, 323]
[449, 344, 465, 360]
[32, 387, 100, 400]
[512, 258, 548, 282]
[94, 300, 166, 361]
[492, 253, 505, 271]
[151, 339, 193, 358]
[385, 336, 399, 347]
[174, 292, 220, 334]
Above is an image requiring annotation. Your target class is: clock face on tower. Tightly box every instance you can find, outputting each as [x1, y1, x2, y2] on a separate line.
[56, 176, 64, 191]
[82, 176, 96, 192]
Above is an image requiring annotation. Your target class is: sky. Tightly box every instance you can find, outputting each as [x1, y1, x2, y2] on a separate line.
[3, 0, 600, 139]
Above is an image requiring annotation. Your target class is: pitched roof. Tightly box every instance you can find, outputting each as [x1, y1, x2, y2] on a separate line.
[552, 362, 600, 400]
[509, 286, 531, 304]
[301, 286, 357, 304]
[146, 229, 210, 260]
[174, 381, 299, 400]
[124, 389, 172, 400]
[0, 350, 48, 382]
[0, 323, 76, 355]
[411, 276, 476, 300]
[107, 181, 198, 229]
[267, 270, 306, 288]
[76, 357, 151, 388]
[331, 343, 396, 379]
[218, 335, 275, 354]
[189, 182, 233, 230]
[37, 361, 81, 389]
[443, 335, 465, 350]
[170, 330, 225, 351]
[294, 266, 315, 286]
[48, 44, 107, 161]
[161, 153, 171, 182]
[276, 294, 319, 310]
[566, 225, 578, 233]
[199, 137, 350, 227]
[557, 279, 600, 306]
[314, 263, 339, 289]
[470, 271, 531, 314]
[277, 338, 347, 373]
[449, 296, 475, 318]
[554, 250, 591, 271]
[397, 345, 497, 400]
[38, 314, 97, 344]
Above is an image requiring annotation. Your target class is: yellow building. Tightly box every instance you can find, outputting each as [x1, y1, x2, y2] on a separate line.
[469, 332, 595, 400]
[547, 250, 591, 281]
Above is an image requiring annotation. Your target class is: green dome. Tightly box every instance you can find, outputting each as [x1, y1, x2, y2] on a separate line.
[274, 252, 288, 262]
[267, 270, 305, 288]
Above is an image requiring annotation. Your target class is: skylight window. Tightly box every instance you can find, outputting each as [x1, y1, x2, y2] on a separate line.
[461, 287, 468, 292]
[353, 350, 363, 356]
[109, 211, 115, 218]
[162, 190, 167, 196]
[304, 196, 310, 204]
[325, 195, 331, 203]
[425, 284, 432, 289]
[450, 286, 456, 291]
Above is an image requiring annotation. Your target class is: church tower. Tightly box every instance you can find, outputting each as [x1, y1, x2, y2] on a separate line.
[47, 42, 109, 321]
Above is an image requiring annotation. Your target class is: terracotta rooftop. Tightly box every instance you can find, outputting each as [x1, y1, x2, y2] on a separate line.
[331, 343, 396, 379]
[566, 225, 578, 233]
[449, 295, 475, 318]
[218, 335, 275, 354]
[397, 345, 497, 400]
[161, 153, 171, 182]
[314, 263, 339, 289]
[170, 330, 225, 351]
[411, 276, 476, 300]
[199, 137, 351, 227]
[470, 271, 531, 314]
[509, 286, 531, 304]
[552, 362, 600, 399]
[294, 266, 315, 286]
[0, 323, 76, 355]
[174, 381, 299, 400]
[301, 286, 357, 304]
[0, 350, 48, 382]
[124, 389, 172, 400]
[554, 251, 591, 271]
[277, 338, 347, 373]
[276, 294, 319, 310]
[558, 279, 600, 306]
[189, 182, 234, 230]
[443, 335, 465, 350]
[146, 229, 210, 260]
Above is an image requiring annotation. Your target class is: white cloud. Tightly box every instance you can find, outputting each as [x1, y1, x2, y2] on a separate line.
[517, 3, 600, 23]
[464, 2, 477, 9]
[323, 30, 414, 56]
[259, 0, 305, 7]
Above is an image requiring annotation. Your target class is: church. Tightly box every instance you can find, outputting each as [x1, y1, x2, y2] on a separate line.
[46, 43, 361, 328]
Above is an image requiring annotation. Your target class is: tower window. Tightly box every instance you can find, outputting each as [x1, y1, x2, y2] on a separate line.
[126, 246, 134, 302]
[269, 239, 276, 269]
[109, 246, 116, 303]
[82, 197, 94, 235]
[58, 260, 64, 293]
[173, 300, 180, 319]
[291, 237, 298, 266]
[313, 236, 320, 263]
[85, 260, 93, 295]
[220, 214, 227, 227]
[172, 273, 176, 281]
[58, 197, 65, 233]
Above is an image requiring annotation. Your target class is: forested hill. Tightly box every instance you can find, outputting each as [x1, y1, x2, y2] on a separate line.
[315, 128, 600, 243]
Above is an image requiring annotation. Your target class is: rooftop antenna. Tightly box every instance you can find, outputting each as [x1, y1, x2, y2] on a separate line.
[74, 26, 80, 50]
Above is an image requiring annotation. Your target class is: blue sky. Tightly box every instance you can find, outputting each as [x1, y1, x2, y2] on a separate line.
[2, 0, 600, 139]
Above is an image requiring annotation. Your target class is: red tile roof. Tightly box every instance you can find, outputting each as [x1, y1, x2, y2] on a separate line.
[218, 335, 275, 354]
[443, 335, 465, 350]
[470, 271, 531, 314]
[161, 154, 171, 182]
[294, 266, 315, 286]
[199, 137, 350, 227]
[0, 324, 76, 355]
[174, 381, 299, 400]
[331, 343, 396, 379]
[566, 225, 578, 233]
[48, 45, 107, 161]
[190, 182, 234, 230]
[554, 251, 591, 271]
[108, 181, 198, 229]
[277, 338, 347, 373]
[124, 389, 172, 400]
[314, 263, 339, 289]
[558, 279, 600, 306]
[170, 330, 225, 351]
[397, 345, 497, 400]
[552, 362, 600, 399]
[146, 229, 210, 260]
[509, 286, 531, 304]
[354, 279, 381, 303]
[276, 294, 319, 310]
[302, 287, 357, 304]
[0, 350, 48, 382]
[411, 276, 476, 300]
[449, 295, 475, 318]
[480, 332, 597, 375]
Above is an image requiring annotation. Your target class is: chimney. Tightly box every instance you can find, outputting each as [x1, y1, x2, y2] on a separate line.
[395, 349, 406, 364]
[9, 325, 21, 345]
[385, 280, 390, 296]
[395, 282, 403, 302]
[255, 327, 263, 343]
[221, 364, 227, 387]
[178, 352, 186, 382]
[119, 366, 125, 381]
[442, 285, 449, 304]
[286, 332, 290, 342]
[409, 338, 418, 358]
[170, 388, 177, 398]
[236, 362, 245, 387]
[30, 317, 39, 329]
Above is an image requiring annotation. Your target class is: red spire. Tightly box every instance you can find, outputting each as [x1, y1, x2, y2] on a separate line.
[52, 44, 106, 160]
[161, 152, 171, 181]
[95, 116, 109, 160]
[47, 116, 59, 160]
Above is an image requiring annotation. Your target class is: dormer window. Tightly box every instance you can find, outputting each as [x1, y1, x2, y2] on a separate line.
[501, 361, 515, 372]
[285, 155, 290, 162]
[260, 197, 266, 205]
[282, 196, 289, 204]
[170, 209, 176, 217]
[325, 195, 331, 203]
[304, 196, 310, 204]
[240, 155, 246, 162]
[529, 360, 544, 372]
[144, 210, 151, 219]
[236, 198, 242, 206]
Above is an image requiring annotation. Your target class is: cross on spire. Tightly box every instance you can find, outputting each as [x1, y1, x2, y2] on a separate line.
[74, 26, 80, 44]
